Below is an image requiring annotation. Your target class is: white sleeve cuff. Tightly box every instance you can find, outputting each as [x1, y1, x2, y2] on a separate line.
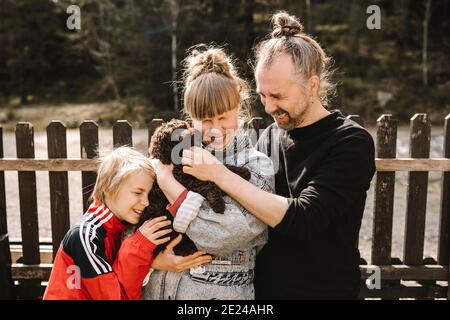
[173, 191, 205, 233]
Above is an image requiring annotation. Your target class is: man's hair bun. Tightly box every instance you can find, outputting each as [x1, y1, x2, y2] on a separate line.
[271, 11, 304, 38]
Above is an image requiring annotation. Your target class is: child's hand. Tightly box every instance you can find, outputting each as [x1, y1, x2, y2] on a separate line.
[150, 158, 174, 183]
[152, 235, 212, 272]
[181, 147, 224, 182]
[149, 158, 186, 204]
[139, 216, 172, 245]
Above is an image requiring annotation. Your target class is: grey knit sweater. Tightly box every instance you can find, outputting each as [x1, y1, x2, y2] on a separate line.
[141, 129, 275, 300]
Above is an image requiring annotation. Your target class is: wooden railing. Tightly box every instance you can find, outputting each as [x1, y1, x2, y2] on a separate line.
[0, 113, 449, 299]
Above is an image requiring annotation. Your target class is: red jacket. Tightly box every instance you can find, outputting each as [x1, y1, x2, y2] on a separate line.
[43, 199, 156, 300]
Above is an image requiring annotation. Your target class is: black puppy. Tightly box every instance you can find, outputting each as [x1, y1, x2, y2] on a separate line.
[139, 119, 251, 256]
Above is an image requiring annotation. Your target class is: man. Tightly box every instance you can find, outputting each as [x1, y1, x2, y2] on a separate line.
[181, 11, 376, 299]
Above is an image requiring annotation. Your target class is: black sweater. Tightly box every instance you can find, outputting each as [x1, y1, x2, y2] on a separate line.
[254, 110, 376, 299]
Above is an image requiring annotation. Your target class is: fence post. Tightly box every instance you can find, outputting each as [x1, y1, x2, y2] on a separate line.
[437, 114, 450, 299]
[80, 121, 98, 213]
[404, 114, 431, 265]
[0, 126, 14, 299]
[47, 121, 70, 261]
[0, 234, 14, 299]
[0, 126, 7, 242]
[371, 114, 397, 299]
[16, 123, 41, 299]
[372, 115, 397, 264]
[113, 120, 133, 148]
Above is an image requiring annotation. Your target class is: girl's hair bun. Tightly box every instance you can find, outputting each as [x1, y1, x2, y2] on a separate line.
[185, 46, 233, 81]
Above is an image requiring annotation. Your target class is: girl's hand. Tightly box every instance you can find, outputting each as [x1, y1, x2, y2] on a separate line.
[139, 216, 172, 245]
[150, 158, 174, 186]
[150, 158, 185, 204]
[181, 147, 225, 182]
[152, 235, 212, 272]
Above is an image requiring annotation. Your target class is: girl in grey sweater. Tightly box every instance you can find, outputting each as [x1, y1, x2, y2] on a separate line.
[141, 46, 274, 300]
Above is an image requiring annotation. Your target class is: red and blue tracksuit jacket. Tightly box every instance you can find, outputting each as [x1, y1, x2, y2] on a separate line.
[43, 199, 156, 300]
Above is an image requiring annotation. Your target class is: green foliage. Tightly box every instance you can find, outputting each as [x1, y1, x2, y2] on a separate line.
[66, 120, 81, 129]
[0, 0, 448, 123]
[6, 108, 17, 122]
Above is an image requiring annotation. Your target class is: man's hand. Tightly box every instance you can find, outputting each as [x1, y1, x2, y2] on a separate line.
[152, 235, 212, 273]
[181, 147, 226, 182]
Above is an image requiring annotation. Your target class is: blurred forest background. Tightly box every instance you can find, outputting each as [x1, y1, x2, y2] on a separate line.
[0, 0, 449, 129]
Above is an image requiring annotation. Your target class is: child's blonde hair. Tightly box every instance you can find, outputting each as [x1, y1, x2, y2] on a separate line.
[182, 45, 251, 121]
[90, 146, 155, 204]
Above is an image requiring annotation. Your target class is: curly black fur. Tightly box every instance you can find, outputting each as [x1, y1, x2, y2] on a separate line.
[139, 119, 251, 256]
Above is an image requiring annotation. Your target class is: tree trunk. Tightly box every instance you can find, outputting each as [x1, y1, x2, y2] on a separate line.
[305, 0, 312, 33]
[20, 48, 28, 104]
[422, 0, 432, 87]
[169, 0, 179, 112]
[397, 0, 410, 48]
[348, 0, 361, 63]
[243, 0, 255, 56]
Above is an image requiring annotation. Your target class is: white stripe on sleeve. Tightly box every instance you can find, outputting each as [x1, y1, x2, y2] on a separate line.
[173, 191, 205, 233]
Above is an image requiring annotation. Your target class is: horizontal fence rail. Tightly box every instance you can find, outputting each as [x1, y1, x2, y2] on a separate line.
[10, 264, 449, 282]
[1, 158, 450, 171]
[0, 113, 449, 300]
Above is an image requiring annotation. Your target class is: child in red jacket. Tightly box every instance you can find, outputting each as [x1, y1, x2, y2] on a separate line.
[44, 146, 172, 300]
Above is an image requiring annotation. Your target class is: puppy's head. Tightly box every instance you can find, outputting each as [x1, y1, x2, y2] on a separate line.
[148, 119, 202, 164]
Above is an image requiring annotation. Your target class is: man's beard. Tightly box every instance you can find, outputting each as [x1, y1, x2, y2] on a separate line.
[271, 102, 309, 130]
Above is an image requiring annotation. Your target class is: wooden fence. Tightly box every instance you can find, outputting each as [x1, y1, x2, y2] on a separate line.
[0, 113, 449, 299]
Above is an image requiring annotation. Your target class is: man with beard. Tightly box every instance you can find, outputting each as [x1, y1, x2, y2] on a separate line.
[180, 11, 376, 299]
